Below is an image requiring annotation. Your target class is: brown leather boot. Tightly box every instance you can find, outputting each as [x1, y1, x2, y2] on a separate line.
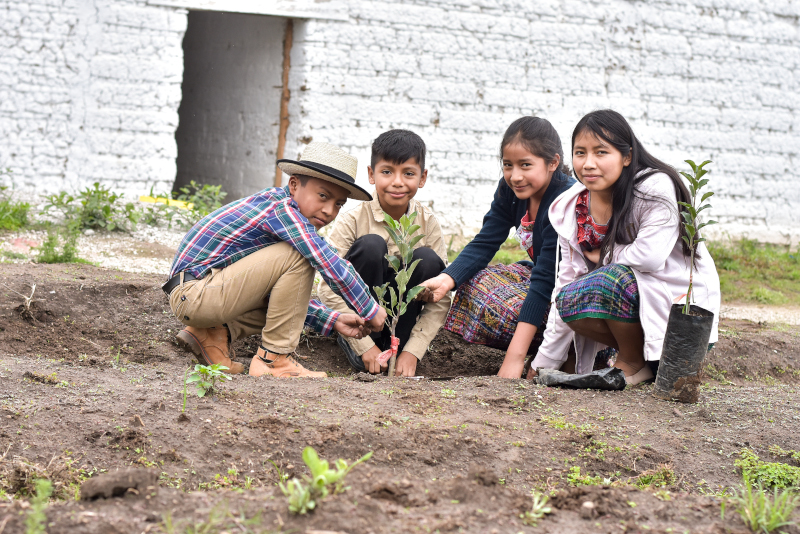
[248, 347, 327, 378]
[176, 325, 244, 374]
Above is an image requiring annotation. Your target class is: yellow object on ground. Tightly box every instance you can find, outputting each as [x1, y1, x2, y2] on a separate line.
[139, 196, 193, 210]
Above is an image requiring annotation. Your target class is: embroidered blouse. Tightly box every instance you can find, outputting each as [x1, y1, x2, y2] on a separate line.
[576, 190, 608, 251]
[514, 210, 536, 260]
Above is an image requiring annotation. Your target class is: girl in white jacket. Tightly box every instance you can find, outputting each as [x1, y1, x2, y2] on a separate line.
[530, 110, 720, 385]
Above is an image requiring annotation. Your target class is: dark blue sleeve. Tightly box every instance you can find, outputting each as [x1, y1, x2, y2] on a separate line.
[518, 213, 558, 326]
[443, 178, 516, 287]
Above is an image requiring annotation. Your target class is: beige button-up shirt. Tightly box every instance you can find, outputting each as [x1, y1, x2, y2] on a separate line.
[317, 194, 450, 360]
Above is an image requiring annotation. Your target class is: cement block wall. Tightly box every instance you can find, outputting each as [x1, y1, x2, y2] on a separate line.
[1, 0, 798, 242]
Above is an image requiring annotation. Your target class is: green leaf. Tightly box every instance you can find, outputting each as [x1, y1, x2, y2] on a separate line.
[408, 234, 425, 249]
[697, 204, 711, 214]
[399, 213, 410, 230]
[407, 224, 421, 236]
[701, 191, 714, 202]
[398, 302, 408, 317]
[677, 201, 692, 209]
[382, 213, 399, 230]
[698, 178, 709, 189]
[407, 211, 418, 224]
[686, 225, 696, 238]
[389, 287, 397, 310]
[685, 160, 698, 173]
[696, 169, 708, 180]
[386, 254, 401, 272]
[385, 225, 402, 247]
[681, 235, 690, 247]
[679, 171, 693, 182]
[397, 243, 410, 265]
[406, 285, 425, 302]
[405, 258, 421, 281]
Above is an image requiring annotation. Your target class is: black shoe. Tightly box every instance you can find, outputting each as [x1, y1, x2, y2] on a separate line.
[337, 335, 366, 372]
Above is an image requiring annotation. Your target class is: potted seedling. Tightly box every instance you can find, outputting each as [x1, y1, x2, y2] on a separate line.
[653, 160, 717, 403]
[372, 212, 427, 377]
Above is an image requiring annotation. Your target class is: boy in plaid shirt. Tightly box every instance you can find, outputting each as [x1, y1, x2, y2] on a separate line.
[164, 142, 387, 378]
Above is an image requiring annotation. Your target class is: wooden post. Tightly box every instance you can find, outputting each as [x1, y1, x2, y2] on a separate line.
[275, 18, 294, 187]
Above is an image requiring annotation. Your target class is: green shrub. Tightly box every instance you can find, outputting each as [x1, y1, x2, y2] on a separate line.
[0, 185, 31, 230]
[43, 182, 140, 231]
[35, 225, 90, 264]
[175, 180, 227, 219]
[735, 449, 800, 489]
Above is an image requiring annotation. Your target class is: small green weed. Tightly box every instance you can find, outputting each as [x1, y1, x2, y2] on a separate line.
[769, 445, 800, 464]
[278, 446, 372, 514]
[24, 478, 52, 534]
[633, 466, 675, 489]
[735, 449, 800, 489]
[520, 490, 552, 526]
[186, 364, 231, 397]
[722, 478, 799, 533]
[567, 466, 605, 486]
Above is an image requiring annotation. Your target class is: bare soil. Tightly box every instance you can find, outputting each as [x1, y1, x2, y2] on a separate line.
[0, 262, 799, 533]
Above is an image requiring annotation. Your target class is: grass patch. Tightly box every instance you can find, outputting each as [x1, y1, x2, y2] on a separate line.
[708, 239, 800, 306]
[35, 225, 91, 264]
[723, 478, 799, 534]
[735, 449, 800, 489]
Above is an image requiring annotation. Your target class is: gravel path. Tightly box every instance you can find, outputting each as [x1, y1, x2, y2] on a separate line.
[3, 225, 800, 325]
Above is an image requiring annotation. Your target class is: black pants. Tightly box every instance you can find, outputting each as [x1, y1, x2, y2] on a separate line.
[345, 234, 446, 354]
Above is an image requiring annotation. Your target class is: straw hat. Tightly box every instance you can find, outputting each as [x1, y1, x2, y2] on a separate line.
[277, 142, 371, 201]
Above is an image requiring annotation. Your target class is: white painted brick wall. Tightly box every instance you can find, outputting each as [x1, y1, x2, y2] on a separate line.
[289, 0, 800, 242]
[0, 0, 185, 197]
[1, 0, 798, 243]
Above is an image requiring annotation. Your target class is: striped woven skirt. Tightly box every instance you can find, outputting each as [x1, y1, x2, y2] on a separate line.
[556, 263, 639, 323]
[444, 263, 547, 352]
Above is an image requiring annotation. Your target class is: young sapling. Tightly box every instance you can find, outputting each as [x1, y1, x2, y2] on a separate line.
[678, 159, 716, 315]
[186, 363, 231, 397]
[372, 212, 427, 376]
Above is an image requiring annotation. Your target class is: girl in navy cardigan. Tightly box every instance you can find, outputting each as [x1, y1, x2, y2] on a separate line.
[420, 117, 574, 378]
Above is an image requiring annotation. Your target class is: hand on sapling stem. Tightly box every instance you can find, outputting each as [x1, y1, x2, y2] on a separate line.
[394, 351, 418, 377]
[367, 307, 388, 332]
[333, 313, 370, 339]
[418, 273, 456, 303]
[361, 345, 387, 374]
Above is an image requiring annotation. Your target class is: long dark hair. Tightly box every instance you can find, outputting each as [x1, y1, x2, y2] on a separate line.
[571, 109, 693, 262]
[501, 116, 571, 176]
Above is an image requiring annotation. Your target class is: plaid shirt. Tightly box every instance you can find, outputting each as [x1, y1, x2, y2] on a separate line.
[169, 186, 380, 335]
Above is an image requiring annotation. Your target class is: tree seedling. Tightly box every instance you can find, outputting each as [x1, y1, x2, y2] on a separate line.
[372, 212, 426, 376]
[186, 364, 231, 397]
[25, 478, 52, 534]
[678, 159, 716, 314]
[520, 490, 552, 526]
[278, 446, 372, 514]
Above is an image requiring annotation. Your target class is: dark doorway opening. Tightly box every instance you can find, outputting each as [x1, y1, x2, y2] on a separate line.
[175, 11, 285, 200]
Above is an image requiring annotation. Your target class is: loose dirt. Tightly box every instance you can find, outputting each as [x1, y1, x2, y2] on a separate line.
[0, 262, 799, 533]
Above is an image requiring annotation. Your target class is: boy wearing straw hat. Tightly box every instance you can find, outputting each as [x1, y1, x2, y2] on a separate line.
[164, 142, 387, 378]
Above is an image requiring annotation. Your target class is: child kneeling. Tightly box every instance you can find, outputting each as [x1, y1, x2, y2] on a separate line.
[165, 142, 386, 378]
[317, 130, 449, 377]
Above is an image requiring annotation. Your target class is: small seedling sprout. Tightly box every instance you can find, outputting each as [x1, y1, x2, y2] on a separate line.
[186, 363, 231, 397]
[372, 212, 426, 375]
[678, 159, 716, 314]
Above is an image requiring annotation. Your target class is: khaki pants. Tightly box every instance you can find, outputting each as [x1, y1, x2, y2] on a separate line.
[169, 242, 315, 354]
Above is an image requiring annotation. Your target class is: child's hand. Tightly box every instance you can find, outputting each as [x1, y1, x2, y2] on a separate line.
[367, 307, 388, 331]
[334, 313, 369, 339]
[418, 273, 456, 303]
[394, 351, 418, 377]
[361, 346, 387, 374]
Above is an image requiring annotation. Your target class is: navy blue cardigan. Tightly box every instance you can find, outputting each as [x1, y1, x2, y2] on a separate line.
[443, 170, 575, 327]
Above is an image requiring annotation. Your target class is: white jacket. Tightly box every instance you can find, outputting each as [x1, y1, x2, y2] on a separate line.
[531, 172, 721, 374]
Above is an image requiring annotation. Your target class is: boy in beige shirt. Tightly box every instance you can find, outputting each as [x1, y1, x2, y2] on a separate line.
[317, 130, 450, 376]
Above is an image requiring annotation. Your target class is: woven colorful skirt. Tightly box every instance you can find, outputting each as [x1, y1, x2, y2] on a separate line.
[444, 263, 547, 352]
[556, 263, 639, 323]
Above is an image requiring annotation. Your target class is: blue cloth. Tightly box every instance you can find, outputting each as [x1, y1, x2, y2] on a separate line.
[443, 171, 575, 326]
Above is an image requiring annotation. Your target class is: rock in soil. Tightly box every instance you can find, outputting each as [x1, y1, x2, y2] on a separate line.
[80, 469, 158, 501]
